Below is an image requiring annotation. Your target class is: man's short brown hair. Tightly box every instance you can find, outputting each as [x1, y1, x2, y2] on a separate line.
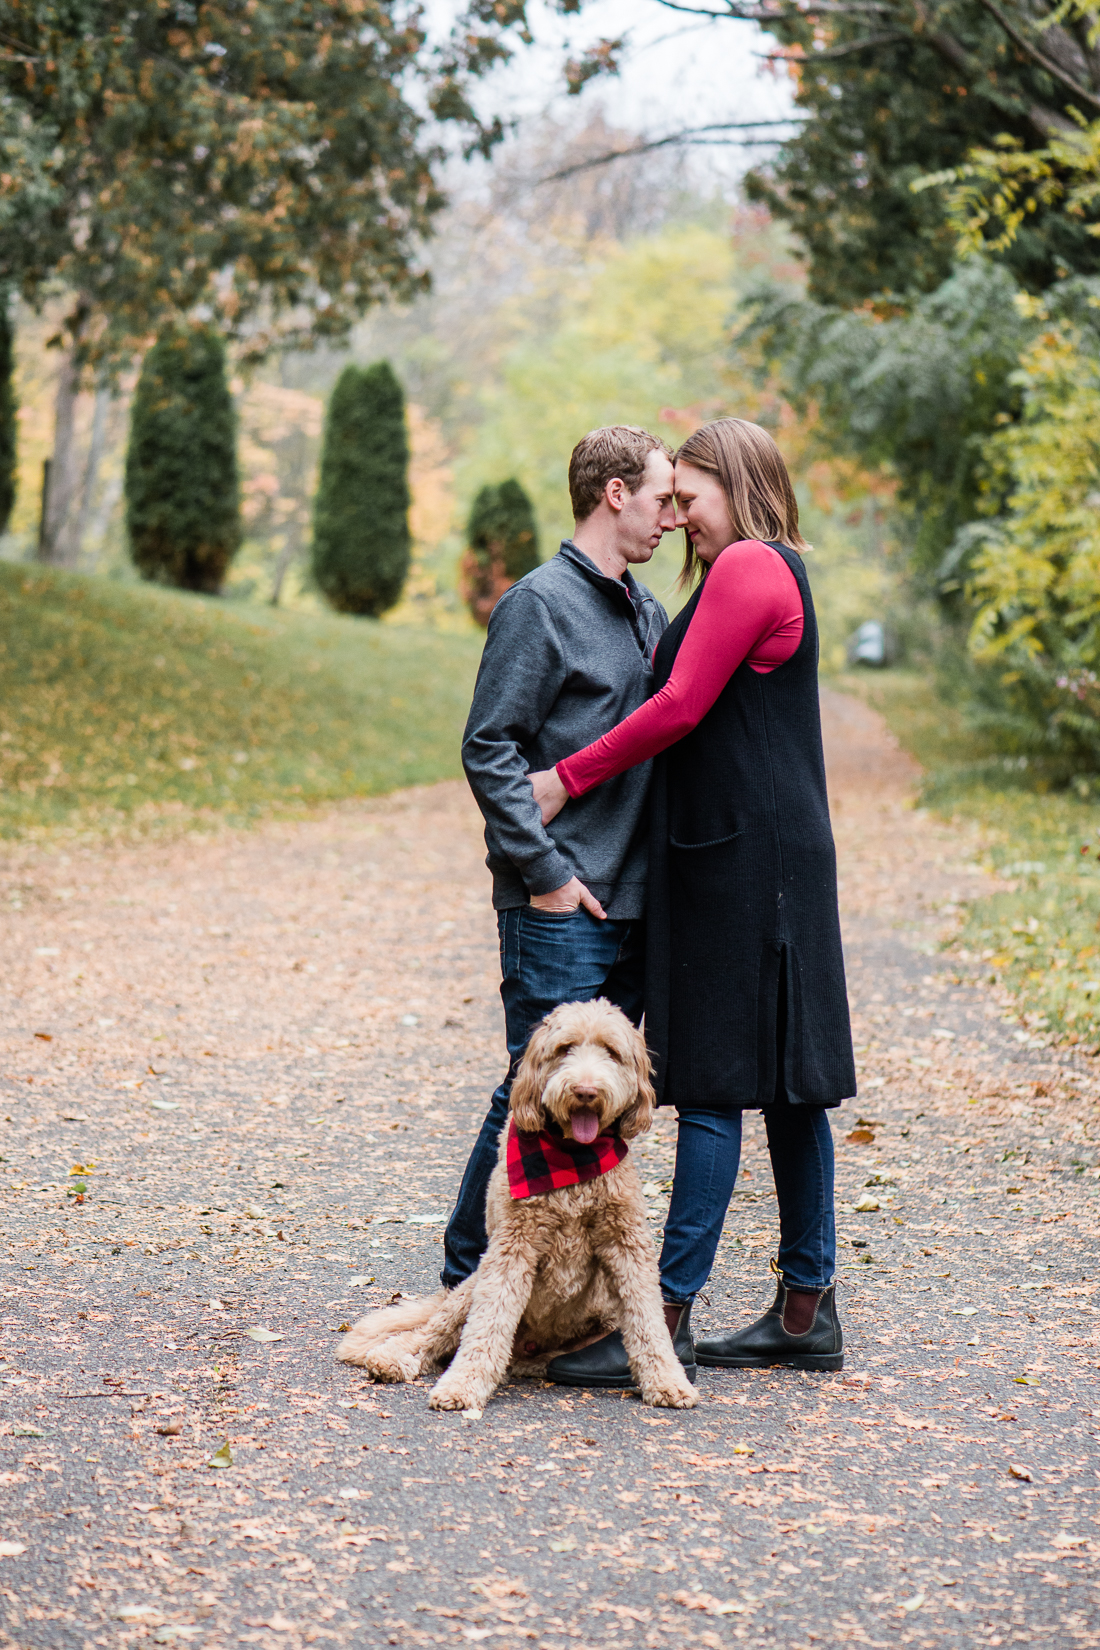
[568, 426, 670, 523]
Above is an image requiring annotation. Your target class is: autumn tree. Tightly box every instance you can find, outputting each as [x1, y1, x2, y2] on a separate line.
[0, 0, 535, 563]
[525, 0, 1100, 303]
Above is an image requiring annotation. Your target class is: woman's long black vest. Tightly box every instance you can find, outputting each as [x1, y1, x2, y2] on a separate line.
[644, 542, 856, 1112]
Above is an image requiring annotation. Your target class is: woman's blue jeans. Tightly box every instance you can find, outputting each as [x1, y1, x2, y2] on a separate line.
[659, 1102, 837, 1301]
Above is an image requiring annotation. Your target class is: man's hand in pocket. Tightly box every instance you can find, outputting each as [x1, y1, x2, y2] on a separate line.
[529, 877, 606, 919]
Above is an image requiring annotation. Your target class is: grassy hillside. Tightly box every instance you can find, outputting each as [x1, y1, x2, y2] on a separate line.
[837, 668, 1100, 1047]
[0, 565, 483, 838]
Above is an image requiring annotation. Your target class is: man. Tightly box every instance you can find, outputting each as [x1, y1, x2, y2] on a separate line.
[441, 425, 675, 1293]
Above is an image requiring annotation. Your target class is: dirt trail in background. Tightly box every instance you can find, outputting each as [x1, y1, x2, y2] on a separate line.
[0, 690, 1097, 1650]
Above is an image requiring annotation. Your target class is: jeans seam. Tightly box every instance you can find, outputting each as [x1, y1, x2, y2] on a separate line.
[660, 1112, 741, 1302]
[768, 1105, 835, 1291]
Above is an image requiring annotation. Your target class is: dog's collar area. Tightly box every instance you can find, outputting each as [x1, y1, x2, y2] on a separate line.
[506, 1117, 628, 1201]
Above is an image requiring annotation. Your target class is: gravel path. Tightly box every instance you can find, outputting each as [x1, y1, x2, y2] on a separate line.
[0, 689, 1097, 1650]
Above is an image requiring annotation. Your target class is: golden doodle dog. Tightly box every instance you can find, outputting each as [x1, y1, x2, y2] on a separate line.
[338, 998, 697, 1411]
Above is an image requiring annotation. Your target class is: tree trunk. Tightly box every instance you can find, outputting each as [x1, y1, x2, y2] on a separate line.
[89, 469, 124, 555]
[71, 381, 110, 564]
[37, 346, 82, 565]
[269, 527, 302, 606]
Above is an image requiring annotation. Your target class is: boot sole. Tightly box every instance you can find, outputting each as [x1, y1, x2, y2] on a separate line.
[547, 1361, 698, 1390]
[696, 1350, 843, 1372]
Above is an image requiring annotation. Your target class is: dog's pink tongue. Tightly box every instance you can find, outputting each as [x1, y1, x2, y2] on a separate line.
[571, 1110, 600, 1145]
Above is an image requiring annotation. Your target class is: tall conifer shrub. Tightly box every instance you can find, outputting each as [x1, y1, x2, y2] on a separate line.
[311, 362, 410, 617]
[0, 301, 15, 536]
[125, 326, 241, 592]
[460, 478, 540, 626]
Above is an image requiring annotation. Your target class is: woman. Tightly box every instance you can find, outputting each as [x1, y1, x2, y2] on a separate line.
[529, 417, 856, 1381]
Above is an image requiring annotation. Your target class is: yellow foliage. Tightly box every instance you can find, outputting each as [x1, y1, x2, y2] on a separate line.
[968, 307, 1100, 669]
[924, 115, 1100, 259]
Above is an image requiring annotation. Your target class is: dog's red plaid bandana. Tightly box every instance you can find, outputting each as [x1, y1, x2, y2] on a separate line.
[506, 1116, 628, 1200]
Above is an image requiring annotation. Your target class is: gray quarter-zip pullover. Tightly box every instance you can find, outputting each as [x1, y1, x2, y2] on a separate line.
[461, 540, 669, 918]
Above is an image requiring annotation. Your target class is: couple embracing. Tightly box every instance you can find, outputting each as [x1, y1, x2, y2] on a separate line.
[445, 419, 856, 1384]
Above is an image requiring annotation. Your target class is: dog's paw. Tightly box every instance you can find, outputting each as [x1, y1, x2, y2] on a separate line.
[362, 1344, 423, 1384]
[428, 1373, 490, 1412]
[339, 1324, 423, 1382]
[642, 1374, 699, 1409]
[336, 1321, 384, 1367]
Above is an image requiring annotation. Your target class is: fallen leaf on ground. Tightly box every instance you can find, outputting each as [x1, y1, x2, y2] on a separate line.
[207, 1441, 233, 1469]
[671, 1592, 744, 1616]
[244, 1327, 282, 1343]
[846, 1128, 875, 1145]
[0, 1542, 26, 1558]
[1008, 1464, 1033, 1481]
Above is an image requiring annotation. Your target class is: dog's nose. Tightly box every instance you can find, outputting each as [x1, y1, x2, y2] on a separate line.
[572, 1084, 599, 1101]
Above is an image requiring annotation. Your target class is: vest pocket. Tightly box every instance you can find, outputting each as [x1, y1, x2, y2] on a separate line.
[669, 829, 744, 850]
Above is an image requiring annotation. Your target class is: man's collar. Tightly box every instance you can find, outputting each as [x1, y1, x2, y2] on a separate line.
[558, 539, 648, 603]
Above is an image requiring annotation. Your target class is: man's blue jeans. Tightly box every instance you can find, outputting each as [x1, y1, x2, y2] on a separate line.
[440, 906, 644, 1290]
[658, 1103, 837, 1300]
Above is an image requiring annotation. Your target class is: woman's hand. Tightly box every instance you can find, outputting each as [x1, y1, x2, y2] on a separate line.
[529, 767, 569, 825]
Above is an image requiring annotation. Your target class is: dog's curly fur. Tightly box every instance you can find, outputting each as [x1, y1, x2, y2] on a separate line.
[337, 998, 697, 1411]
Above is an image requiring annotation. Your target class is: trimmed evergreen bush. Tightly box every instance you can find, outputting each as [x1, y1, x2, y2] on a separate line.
[0, 301, 15, 536]
[311, 361, 410, 617]
[125, 325, 241, 593]
[460, 477, 540, 626]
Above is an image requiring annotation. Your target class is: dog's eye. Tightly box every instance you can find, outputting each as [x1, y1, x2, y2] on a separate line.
[557, 1043, 574, 1057]
[600, 1043, 623, 1063]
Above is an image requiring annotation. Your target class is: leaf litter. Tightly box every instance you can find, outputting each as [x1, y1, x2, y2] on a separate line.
[0, 705, 1096, 1641]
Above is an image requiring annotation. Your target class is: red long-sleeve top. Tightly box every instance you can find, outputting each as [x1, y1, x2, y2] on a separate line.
[556, 540, 804, 798]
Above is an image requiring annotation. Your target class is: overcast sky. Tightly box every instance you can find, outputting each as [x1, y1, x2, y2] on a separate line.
[432, 0, 798, 187]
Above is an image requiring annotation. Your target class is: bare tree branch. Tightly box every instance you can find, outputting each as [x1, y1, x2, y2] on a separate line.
[970, 0, 1100, 113]
[760, 29, 908, 59]
[650, 0, 892, 16]
[537, 120, 807, 184]
[647, 0, 1094, 143]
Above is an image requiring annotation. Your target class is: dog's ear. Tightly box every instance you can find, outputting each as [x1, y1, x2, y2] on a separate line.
[618, 1026, 657, 1140]
[509, 1019, 551, 1134]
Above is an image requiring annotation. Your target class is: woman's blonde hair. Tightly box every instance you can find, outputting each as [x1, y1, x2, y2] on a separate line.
[675, 417, 809, 587]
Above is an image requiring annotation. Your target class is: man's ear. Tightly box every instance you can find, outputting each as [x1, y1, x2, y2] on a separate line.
[605, 476, 627, 515]
[509, 1021, 550, 1134]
